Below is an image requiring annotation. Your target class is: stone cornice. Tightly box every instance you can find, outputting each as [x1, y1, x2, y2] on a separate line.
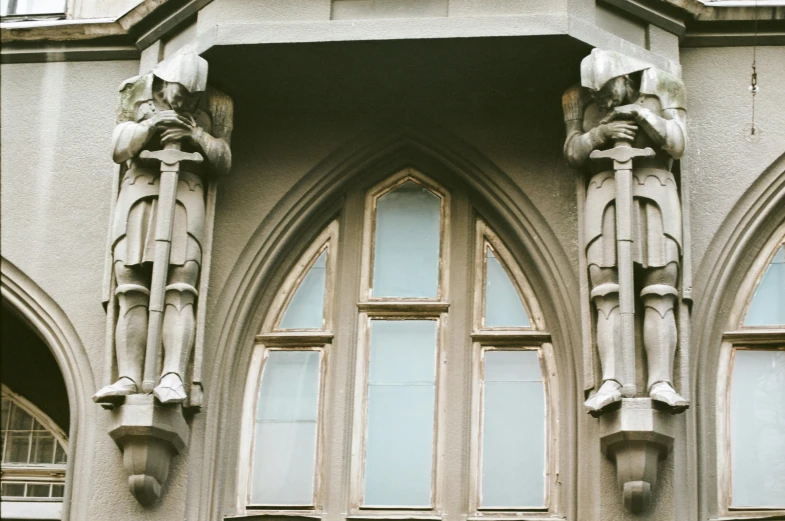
[1, 0, 783, 64]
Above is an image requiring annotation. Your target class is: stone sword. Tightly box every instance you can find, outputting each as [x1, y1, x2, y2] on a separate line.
[139, 142, 203, 394]
[590, 139, 655, 398]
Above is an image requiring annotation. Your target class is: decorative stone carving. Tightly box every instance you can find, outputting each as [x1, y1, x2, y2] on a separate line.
[108, 394, 189, 505]
[599, 399, 674, 513]
[563, 48, 689, 512]
[94, 52, 233, 505]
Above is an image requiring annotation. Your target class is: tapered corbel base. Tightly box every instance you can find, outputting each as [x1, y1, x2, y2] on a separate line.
[109, 394, 189, 505]
[599, 398, 674, 513]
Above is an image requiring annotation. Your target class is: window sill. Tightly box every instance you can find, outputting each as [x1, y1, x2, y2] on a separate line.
[711, 513, 785, 521]
[226, 514, 321, 521]
[346, 512, 442, 521]
[0, 500, 62, 520]
[466, 512, 567, 521]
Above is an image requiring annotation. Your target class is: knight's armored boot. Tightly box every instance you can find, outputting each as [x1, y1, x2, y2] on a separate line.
[584, 282, 624, 415]
[154, 283, 198, 404]
[93, 284, 150, 403]
[641, 284, 688, 413]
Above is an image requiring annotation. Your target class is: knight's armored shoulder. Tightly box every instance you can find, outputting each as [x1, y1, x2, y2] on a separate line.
[640, 68, 686, 113]
[562, 83, 589, 123]
[116, 73, 154, 124]
[202, 86, 234, 142]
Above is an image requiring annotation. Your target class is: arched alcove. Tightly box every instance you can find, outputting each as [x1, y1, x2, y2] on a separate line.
[191, 125, 583, 521]
[1, 258, 96, 521]
[691, 151, 785, 521]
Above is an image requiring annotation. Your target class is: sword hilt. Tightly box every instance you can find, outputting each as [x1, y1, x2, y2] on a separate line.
[589, 141, 655, 166]
[140, 149, 203, 166]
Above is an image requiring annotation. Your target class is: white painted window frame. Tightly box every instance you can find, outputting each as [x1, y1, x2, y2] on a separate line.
[467, 221, 559, 518]
[236, 222, 338, 515]
[236, 171, 561, 520]
[716, 221, 785, 519]
[1, 385, 68, 520]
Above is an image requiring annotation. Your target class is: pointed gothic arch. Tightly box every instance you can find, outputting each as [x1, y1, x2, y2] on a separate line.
[0, 258, 96, 521]
[691, 151, 785, 521]
[192, 124, 582, 521]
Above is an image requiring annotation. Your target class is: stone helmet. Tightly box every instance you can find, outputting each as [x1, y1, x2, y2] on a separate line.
[152, 52, 208, 94]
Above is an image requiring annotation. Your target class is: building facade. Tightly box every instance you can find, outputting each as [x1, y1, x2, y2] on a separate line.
[1, 1, 784, 520]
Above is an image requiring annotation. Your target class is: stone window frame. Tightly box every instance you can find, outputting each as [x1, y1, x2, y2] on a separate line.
[234, 167, 561, 519]
[715, 220, 785, 519]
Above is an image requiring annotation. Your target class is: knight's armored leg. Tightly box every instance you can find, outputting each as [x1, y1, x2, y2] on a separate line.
[93, 264, 150, 403]
[584, 265, 623, 414]
[154, 261, 199, 404]
[641, 263, 688, 412]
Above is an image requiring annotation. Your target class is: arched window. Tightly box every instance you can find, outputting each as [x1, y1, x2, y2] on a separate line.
[718, 224, 785, 515]
[1, 384, 68, 519]
[236, 168, 558, 518]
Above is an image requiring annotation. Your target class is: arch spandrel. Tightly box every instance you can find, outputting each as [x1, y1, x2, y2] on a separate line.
[193, 125, 581, 521]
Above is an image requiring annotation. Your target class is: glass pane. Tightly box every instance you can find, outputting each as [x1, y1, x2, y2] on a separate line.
[1, 0, 65, 15]
[9, 406, 33, 431]
[481, 350, 545, 508]
[252, 422, 318, 505]
[364, 320, 437, 507]
[485, 248, 530, 328]
[1, 483, 26, 497]
[745, 246, 785, 326]
[1, 398, 10, 430]
[27, 484, 51, 498]
[280, 250, 328, 330]
[31, 433, 56, 464]
[55, 443, 67, 464]
[251, 351, 321, 505]
[372, 181, 441, 298]
[52, 484, 64, 498]
[5, 433, 31, 463]
[731, 349, 785, 507]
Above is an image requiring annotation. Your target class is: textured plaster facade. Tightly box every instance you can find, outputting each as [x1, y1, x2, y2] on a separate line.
[1, 1, 784, 520]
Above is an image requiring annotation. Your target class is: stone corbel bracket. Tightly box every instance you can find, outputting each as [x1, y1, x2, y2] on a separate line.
[599, 398, 675, 513]
[109, 394, 189, 505]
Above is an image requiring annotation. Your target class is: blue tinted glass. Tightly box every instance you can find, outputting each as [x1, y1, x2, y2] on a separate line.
[372, 181, 441, 298]
[481, 350, 545, 507]
[251, 351, 321, 505]
[280, 250, 327, 330]
[745, 246, 785, 326]
[364, 320, 437, 506]
[485, 248, 530, 328]
[730, 349, 785, 507]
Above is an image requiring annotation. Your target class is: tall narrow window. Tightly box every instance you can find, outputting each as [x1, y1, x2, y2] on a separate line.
[363, 319, 438, 507]
[240, 169, 559, 519]
[251, 349, 322, 505]
[471, 220, 551, 511]
[240, 222, 337, 509]
[354, 170, 447, 510]
[720, 233, 785, 514]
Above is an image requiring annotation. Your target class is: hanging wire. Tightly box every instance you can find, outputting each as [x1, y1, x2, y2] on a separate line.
[749, 0, 759, 135]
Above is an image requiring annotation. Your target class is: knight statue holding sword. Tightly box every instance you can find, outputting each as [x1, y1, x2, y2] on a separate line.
[563, 49, 689, 415]
[94, 53, 232, 405]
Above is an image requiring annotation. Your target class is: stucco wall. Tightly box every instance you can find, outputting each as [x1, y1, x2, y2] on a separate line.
[682, 46, 785, 273]
[0, 59, 201, 521]
[2, 32, 783, 521]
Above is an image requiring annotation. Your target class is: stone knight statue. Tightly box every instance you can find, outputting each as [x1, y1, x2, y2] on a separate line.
[563, 49, 689, 415]
[94, 53, 232, 405]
